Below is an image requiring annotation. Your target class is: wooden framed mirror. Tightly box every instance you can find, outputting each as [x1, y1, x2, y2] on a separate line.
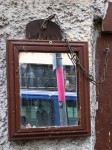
[7, 40, 90, 140]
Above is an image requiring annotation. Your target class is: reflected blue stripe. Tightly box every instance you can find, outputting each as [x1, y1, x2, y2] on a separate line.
[20, 90, 77, 126]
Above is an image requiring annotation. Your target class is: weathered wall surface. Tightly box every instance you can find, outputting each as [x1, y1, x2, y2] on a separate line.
[0, 0, 108, 149]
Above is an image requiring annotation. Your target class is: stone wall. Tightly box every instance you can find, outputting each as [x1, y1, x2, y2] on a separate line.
[0, 0, 108, 149]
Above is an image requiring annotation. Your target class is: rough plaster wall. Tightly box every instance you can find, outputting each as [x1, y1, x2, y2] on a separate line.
[0, 0, 108, 150]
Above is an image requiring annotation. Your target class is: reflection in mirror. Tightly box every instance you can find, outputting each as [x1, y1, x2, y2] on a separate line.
[19, 52, 79, 128]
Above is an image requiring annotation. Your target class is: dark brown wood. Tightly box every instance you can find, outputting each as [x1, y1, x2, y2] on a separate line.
[102, 2, 112, 32]
[26, 20, 62, 40]
[95, 33, 112, 149]
[14, 47, 21, 132]
[6, 40, 90, 140]
[6, 41, 16, 138]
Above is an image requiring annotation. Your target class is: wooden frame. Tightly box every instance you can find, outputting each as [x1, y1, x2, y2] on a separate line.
[6, 40, 90, 140]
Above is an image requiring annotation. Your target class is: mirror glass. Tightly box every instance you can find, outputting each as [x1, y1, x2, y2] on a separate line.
[19, 52, 79, 128]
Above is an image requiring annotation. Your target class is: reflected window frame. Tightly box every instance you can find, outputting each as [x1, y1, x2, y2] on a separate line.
[7, 40, 91, 140]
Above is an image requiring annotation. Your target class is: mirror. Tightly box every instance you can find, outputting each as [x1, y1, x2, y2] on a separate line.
[7, 40, 90, 140]
[19, 52, 79, 128]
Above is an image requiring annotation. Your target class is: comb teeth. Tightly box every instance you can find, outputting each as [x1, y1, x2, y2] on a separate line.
[26, 19, 62, 40]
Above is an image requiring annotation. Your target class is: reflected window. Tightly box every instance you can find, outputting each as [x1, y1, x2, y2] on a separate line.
[19, 53, 78, 128]
[21, 97, 54, 127]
